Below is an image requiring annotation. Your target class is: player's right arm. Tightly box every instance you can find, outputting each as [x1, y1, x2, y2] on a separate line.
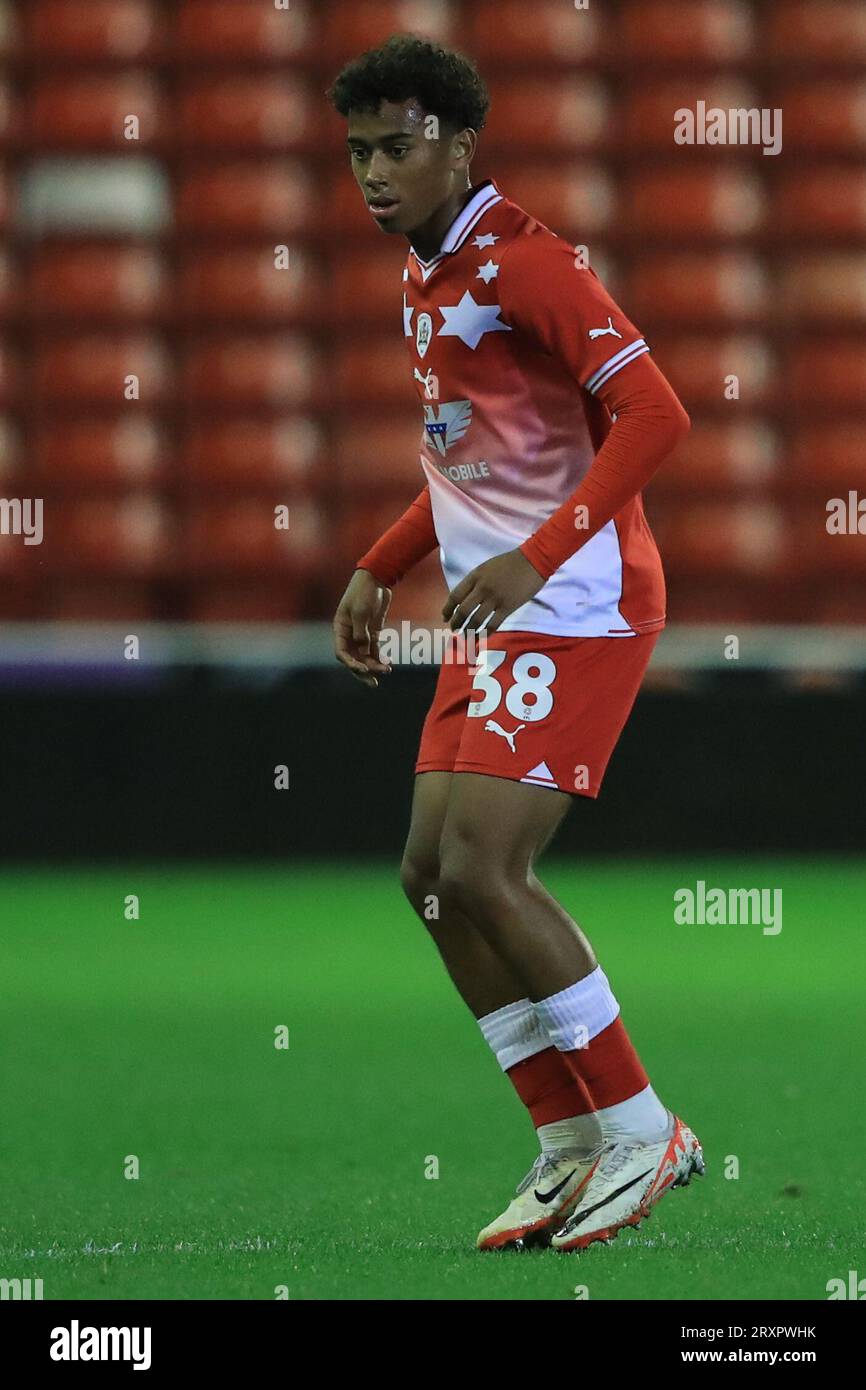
[333, 486, 438, 688]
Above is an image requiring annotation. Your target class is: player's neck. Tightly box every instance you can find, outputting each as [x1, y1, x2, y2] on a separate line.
[408, 180, 476, 262]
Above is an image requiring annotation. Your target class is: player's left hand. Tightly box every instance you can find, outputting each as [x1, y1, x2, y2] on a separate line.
[443, 548, 545, 633]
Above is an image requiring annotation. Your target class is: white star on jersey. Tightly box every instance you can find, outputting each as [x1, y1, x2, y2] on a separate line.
[437, 290, 511, 350]
[476, 260, 500, 285]
[473, 233, 500, 249]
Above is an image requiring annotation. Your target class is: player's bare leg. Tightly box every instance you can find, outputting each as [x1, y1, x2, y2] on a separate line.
[438, 771, 702, 1249]
[401, 769, 602, 1248]
[401, 770, 528, 1018]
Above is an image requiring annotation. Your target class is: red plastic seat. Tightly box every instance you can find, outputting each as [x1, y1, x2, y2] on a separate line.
[386, 559, 448, 631]
[30, 418, 165, 485]
[774, 82, 866, 150]
[653, 501, 790, 577]
[28, 75, 164, 147]
[32, 334, 171, 404]
[773, 169, 866, 237]
[27, 245, 166, 319]
[622, 170, 765, 237]
[0, 340, 20, 407]
[180, 418, 324, 487]
[186, 583, 305, 623]
[330, 252, 407, 326]
[650, 334, 776, 405]
[182, 336, 318, 408]
[492, 164, 615, 239]
[320, 1, 454, 65]
[175, 162, 315, 236]
[58, 496, 171, 574]
[185, 498, 325, 574]
[46, 581, 158, 621]
[624, 253, 770, 323]
[780, 255, 866, 322]
[622, 78, 761, 148]
[175, 0, 312, 61]
[178, 248, 321, 323]
[788, 341, 866, 407]
[619, 0, 754, 61]
[483, 79, 609, 151]
[333, 339, 415, 404]
[765, 0, 866, 61]
[790, 424, 866, 488]
[177, 77, 312, 151]
[24, 1, 158, 60]
[334, 413, 423, 491]
[468, 0, 603, 63]
[653, 420, 780, 492]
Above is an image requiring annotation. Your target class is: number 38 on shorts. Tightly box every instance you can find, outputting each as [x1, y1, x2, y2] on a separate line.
[467, 649, 557, 723]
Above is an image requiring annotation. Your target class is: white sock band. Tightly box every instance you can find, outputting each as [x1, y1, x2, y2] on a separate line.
[478, 998, 552, 1072]
[533, 967, 619, 1052]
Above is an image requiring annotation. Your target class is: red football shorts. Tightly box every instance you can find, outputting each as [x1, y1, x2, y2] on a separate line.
[415, 630, 659, 798]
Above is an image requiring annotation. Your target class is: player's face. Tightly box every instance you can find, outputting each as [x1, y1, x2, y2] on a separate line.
[346, 99, 469, 238]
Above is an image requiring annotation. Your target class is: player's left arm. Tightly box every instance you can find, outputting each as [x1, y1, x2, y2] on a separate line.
[443, 235, 690, 631]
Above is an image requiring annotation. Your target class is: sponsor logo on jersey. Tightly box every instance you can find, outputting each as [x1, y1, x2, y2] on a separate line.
[423, 399, 473, 454]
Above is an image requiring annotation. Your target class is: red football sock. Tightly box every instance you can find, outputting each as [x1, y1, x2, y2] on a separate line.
[558, 1016, 650, 1110]
[506, 1046, 595, 1127]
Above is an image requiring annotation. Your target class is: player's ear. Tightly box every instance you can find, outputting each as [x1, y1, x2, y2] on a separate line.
[450, 127, 477, 168]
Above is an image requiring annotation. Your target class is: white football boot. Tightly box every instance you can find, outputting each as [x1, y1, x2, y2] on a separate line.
[550, 1115, 704, 1252]
[477, 1149, 597, 1251]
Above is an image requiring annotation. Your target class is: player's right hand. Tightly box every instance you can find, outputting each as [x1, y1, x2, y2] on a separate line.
[333, 568, 393, 688]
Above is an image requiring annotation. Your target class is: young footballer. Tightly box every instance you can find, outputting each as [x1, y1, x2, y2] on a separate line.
[329, 35, 703, 1252]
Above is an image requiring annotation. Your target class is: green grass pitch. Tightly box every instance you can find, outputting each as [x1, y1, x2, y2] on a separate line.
[1, 859, 862, 1301]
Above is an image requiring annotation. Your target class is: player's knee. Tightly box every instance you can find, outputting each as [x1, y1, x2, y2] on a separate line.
[439, 830, 518, 919]
[399, 852, 439, 920]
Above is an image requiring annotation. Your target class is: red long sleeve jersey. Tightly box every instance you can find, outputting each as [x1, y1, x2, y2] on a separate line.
[366, 178, 687, 637]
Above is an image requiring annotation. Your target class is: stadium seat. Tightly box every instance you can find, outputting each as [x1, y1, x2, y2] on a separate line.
[57, 496, 171, 574]
[653, 420, 781, 491]
[186, 583, 305, 624]
[483, 79, 609, 152]
[467, 0, 603, 64]
[622, 79, 762, 148]
[0, 163, 11, 231]
[319, 0, 456, 65]
[177, 77, 313, 152]
[386, 559, 448, 630]
[652, 501, 791, 577]
[30, 418, 165, 485]
[174, 0, 312, 62]
[0, 339, 19, 407]
[789, 423, 866, 488]
[622, 170, 766, 237]
[177, 248, 322, 324]
[31, 334, 171, 404]
[23, 0, 158, 60]
[649, 334, 777, 406]
[775, 82, 866, 150]
[624, 253, 770, 323]
[788, 341, 866, 408]
[27, 75, 164, 147]
[772, 169, 866, 237]
[333, 338, 417, 404]
[764, 0, 866, 61]
[175, 162, 315, 237]
[46, 581, 158, 621]
[0, 410, 21, 484]
[780, 255, 866, 321]
[182, 336, 320, 409]
[27, 244, 166, 319]
[492, 164, 615, 239]
[330, 252, 407, 326]
[180, 418, 325, 487]
[619, 0, 754, 61]
[334, 413, 424, 490]
[184, 498, 325, 574]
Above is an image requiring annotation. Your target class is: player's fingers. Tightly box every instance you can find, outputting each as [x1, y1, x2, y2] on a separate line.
[350, 611, 371, 657]
[442, 572, 476, 623]
[458, 598, 496, 634]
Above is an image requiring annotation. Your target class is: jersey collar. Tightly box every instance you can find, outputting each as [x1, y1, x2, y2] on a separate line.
[409, 179, 502, 279]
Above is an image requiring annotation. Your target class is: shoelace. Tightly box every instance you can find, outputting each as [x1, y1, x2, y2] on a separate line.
[513, 1150, 579, 1197]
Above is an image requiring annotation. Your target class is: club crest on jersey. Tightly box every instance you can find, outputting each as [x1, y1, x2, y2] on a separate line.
[416, 312, 433, 359]
[423, 400, 472, 454]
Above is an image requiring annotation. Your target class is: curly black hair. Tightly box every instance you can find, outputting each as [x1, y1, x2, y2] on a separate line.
[327, 33, 490, 132]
